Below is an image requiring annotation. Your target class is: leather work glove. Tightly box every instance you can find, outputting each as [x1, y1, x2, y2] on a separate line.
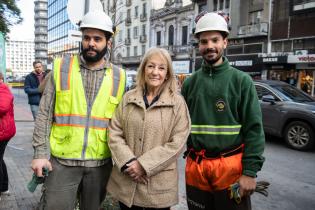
[228, 181, 270, 204]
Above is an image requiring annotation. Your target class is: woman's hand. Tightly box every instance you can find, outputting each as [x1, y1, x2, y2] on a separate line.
[124, 160, 148, 184]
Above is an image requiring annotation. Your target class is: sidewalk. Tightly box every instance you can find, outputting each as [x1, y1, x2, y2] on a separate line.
[0, 89, 188, 210]
[0, 100, 40, 209]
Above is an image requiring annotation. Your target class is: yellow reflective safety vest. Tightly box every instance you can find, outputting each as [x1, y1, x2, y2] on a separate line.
[50, 55, 126, 160]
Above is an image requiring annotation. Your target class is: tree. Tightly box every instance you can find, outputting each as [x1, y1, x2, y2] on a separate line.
[0, 0, 23, 38]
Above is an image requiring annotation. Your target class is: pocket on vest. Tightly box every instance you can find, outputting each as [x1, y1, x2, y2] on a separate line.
[55, 91, 71, 114]
[104, 96, 119, 118]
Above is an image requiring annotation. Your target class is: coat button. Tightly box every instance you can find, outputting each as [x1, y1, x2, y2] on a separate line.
[139, 138, 141, 141]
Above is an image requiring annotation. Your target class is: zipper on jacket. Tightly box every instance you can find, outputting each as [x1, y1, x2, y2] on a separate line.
[82, 104, 92, 159]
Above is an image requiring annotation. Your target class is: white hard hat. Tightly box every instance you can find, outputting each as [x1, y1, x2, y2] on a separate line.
[79, 11, 113, 34]
[194, 12, 229, 35]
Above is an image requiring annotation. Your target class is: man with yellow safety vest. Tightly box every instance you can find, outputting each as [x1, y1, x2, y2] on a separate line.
[181, 12, 265, 210]
[31, 11, 126, 210]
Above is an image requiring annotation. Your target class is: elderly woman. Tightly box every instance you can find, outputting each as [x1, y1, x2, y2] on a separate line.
[0, 73, 16, 198]
[107, 47, 191, 210]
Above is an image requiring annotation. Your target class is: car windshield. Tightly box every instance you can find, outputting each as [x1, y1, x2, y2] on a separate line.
[272, 84, 315, 102]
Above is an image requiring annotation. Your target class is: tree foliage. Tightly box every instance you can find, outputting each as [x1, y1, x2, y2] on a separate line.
[0, 0, 23, 37]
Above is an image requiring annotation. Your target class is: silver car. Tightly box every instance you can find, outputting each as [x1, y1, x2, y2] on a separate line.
[254, 80, 315, 151]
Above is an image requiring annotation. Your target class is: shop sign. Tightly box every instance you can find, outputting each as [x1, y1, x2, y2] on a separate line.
[229, 60, 253, 67]
[172, 60, 190, 74]
[259, 55, 287, 63]
[288, 54, 315, 63]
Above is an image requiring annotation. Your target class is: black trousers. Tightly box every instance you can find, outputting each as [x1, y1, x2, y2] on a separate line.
[0, 141, 9, 192]
[119, 202, 170, 210]
[186, 185, 251, 210]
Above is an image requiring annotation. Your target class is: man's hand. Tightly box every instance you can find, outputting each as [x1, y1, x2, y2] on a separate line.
[31, 159, 52, 177]
[124, 160, 147, 184]
[238, 175, 256, 197]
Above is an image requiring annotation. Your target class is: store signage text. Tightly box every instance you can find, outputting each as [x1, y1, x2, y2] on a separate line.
[263, 57, 278, 62]
[288, 54, 315, 63]
[229, 60, 253, 67]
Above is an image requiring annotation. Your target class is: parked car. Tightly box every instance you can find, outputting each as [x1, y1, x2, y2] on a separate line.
[254, 80, 315, 151]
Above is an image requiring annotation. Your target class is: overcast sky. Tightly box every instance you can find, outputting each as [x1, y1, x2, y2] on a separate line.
[8, 0, 34, 41]
[8, 0, 192, 41]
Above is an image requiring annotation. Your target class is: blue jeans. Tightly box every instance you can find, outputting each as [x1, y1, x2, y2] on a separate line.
[30, 105, 39, 120]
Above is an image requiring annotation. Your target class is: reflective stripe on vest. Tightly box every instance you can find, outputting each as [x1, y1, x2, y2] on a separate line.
[54, 115, 109, 130]
[191, 125, 242, 135]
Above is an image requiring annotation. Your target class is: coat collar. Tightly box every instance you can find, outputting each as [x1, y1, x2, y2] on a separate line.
[126, 86, 175, 109]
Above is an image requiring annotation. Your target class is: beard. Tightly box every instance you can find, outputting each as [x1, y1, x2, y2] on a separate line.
[81, 45, 107, 63]
[201, 48, 223, 65]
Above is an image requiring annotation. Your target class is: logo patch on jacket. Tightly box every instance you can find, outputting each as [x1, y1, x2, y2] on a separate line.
[216, 99, 226, 112]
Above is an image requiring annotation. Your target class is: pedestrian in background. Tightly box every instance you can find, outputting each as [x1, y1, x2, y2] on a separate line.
[107, 47, 191, 210]
[24, 60, 46, 120]
[38, 69, 52, 93]
[181, 12, 265, 210]
[0, 72, 16, 199]
[31, 10, 126, 210]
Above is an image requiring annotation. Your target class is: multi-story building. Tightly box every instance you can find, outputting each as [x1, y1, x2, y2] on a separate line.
[5, 40, 35, 76]
[47, 0, 78, 62]
[150, 0, 195, 74]
[34, 0, 48, 68]
[263, 0, 315, 96]
[102, 0, 152, 70]
[192, 0, 270, 78]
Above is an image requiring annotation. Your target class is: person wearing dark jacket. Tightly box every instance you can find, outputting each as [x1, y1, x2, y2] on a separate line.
[24, 61, 46, 120]
[0, 73, 16, 199]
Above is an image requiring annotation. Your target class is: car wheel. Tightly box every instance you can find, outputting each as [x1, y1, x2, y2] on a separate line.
[284, 121, 314, 151]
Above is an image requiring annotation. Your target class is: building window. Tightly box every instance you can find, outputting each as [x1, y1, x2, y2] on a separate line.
[143, 2, 146, 15]
[168, 25, 174, 46]
[156, 31, 161, 46]
[135, 6, 138, 18]
[142, 45, 146, 55]
[219, 0, 224, 10]
[127, 9, 131, 18]
[225, 0, 230, 9]
[142, 24, 146, 35]
[182, 26, 188, 45]
[127, 47, 130, 57]
[213, 0, 217, 11]
[133, 26, 138, 38]
[127, 28, 130, 38]
[199, 3, 207, 13]
[134, 46, 138, 56]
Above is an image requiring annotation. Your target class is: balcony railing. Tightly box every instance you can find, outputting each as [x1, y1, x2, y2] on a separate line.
[140, 35, 147, 43]
[140, 13, 147, 22]
[126, 0, 131, 7]
[125, 38, 131, 45]
[238, 22, 268, 37]
[125, 17, 131, 26]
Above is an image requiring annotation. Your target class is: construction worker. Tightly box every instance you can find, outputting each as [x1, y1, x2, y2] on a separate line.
[181, 12, 265, 210]
[31, 11, 126, 210]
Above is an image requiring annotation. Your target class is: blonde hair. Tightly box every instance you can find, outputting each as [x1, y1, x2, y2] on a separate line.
[136, 47, 177, 95]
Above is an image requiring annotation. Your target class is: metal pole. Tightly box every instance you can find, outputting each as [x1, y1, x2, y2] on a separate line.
[267, 0, 272, 54]
[84, 0, 90, 14]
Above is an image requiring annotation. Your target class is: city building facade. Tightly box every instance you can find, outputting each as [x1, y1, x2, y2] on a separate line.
[264, 0, 315, 96]
[5, 40, 35, 76]
[101, 0, 152, 70]
[150, 0, 195, 74]
[47, 0, 78, 63]
[34, 0, 48, 68]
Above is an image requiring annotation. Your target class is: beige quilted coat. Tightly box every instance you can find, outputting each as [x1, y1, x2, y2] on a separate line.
[107, 86, 191, 208]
